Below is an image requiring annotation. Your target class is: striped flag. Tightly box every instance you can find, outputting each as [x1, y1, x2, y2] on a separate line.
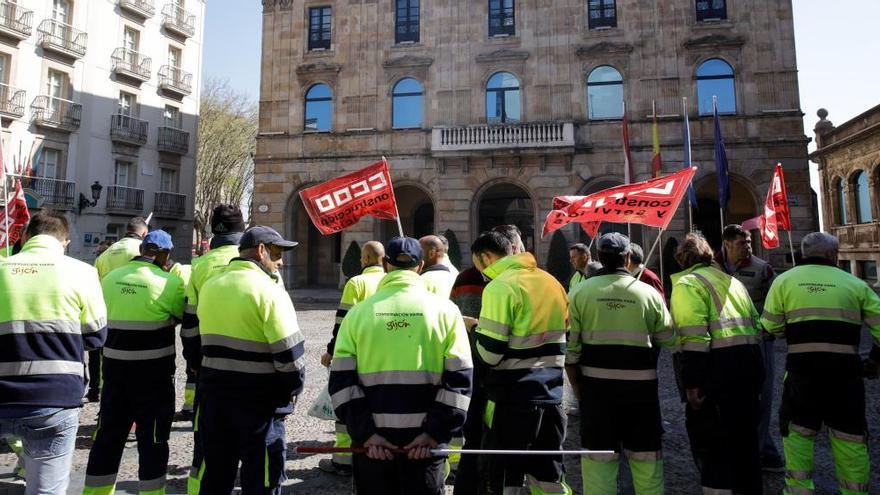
[622, 102, 634, 184]
[681, 97, 698, 209]
[651, 100, 663, 178]
[713, 97, 730, 211]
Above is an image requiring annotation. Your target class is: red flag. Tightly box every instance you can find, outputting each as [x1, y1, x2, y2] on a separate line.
[299, 159, 399, 235]
[543, 167, 697, 237]
[622, 103, 634, 184]
[0, 179, 31, 248]
[759, 177, 780, 250]
[580, 221, 601, 239]
[770, 163, 791, 231]
[741, 215, 761, 232]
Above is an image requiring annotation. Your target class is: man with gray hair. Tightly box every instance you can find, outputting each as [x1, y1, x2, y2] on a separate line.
[761, 232, 880, 495]
[625, 243, 665, 300]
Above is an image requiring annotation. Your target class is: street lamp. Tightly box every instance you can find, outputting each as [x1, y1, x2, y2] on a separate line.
[78, 181, 103, 214]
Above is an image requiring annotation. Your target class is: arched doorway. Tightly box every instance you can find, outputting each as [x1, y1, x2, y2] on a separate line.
[379, 185, 435, 242]
[286, 193, 341, 287]
[477, 182, 536, 253]
[694, 175, 758, 250]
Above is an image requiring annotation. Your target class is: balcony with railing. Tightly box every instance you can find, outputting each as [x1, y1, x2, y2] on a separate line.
[157, 126, 189, 154]
[111, 48, 151, 82]
[0, 1, 33, 40]
[31, 96, 82, 132]
[119, 0, 155, 18]
[4, 174, 75, 210]
[106, 185, 144, 212]
[110, 114, 148, 146]
[154, 191, 186, 218]
[834, 223, 880, 249]
[431, 122, 575, 154]
[37, 19, 87, 59]
[161, 3, 195, 38]
[0, 83, 25, 118]
[158, 65, 192, 96]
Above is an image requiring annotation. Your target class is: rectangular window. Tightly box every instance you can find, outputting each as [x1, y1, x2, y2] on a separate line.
[488, 0, 515, 37]
[859, 260, 878, 281]
[159, 167, 178, 192]
[0, 53, 9, 84]
[839, 260, 852, 274]
[395, 0, 419, 44]
[308, 7, 332, 50]
[118, 91, 136, 116]
[588, 0, 617, 29]
[168, 45, 182, 68]
[163, 105, 181, 128]
[114, 160, 133, 187]
[123, 27, 139, 52]
[696, 0, 727, 21]
[46, 69, 67, 99]
[38, 149, 60, 179]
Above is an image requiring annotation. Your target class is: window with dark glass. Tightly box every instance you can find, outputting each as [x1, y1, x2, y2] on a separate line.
[486, 72, 520, 124]
[696, 58, 736, 115]
[488, 0, 515, 37]
[392, 78, 423, 129]
[308, 7, 332, 50]
[835, 178, 848, 225]
[588, 0, 617, 29]
[853, 171, 873, 223]
[696, 0, 727, 21]
[304, 84, 332, 132]
[396, 0, 420, 43]
[587, 66, 624, 120]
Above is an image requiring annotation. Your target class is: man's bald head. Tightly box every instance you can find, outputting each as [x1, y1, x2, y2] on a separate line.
[361, 241, 385, 268]
[419, 235, 444, 266]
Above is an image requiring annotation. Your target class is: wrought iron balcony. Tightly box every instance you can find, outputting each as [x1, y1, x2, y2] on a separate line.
[31, 96, 82, 132]
[431, 122, 575, 154]
[118, 0, 155, 18]
[158, 65, 192, 96]
[110, 114, 148, 146]
[154, 191, 186, 218]
[37, 19, 87, 59]
[111, 48, 151, 81]
[5, 174, 76, 210]
[0, 83, 25, 119]
[161, 3, 195, 38]
[106, 185, 144, 212]
[0, 1, 33, 40]
[157, 126, 189, 154]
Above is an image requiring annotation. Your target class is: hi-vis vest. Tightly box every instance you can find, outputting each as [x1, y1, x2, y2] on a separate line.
[101, 258, 185, 379]
[475, 253, 568, 404]
[0, 235, 107, 407]
[761, 259, 880, 374]
[95, 236, 142, 279]
[197, 258, 306, 406]
[329, 269, 473, 446]
[567, 269, 675, 382]
[327, 265, 385, 354]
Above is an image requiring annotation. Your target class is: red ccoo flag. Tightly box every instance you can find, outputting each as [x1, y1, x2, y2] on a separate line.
[758, 175, 780, 250]
[299, 159, 399, 235]
[543, 167, 697, 237]
[770, 163, 791, 231]
[0, 179, 31, 249]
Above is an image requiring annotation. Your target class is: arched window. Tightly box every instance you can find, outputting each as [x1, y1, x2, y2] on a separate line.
[853, 171, 872, 223]
[486, 72, 520, 124]
[392, 78, 423, 129]
[586, 66, 623, 120]
[835, 178, 848, 226]
[304, 84, 332, 132]
[696, 58, 735, 115]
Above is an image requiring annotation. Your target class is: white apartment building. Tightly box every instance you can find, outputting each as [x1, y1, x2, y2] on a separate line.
[0, 0, 204, 262]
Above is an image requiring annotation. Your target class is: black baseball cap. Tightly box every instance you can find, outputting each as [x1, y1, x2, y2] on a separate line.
[597, 232, 631, 255]
[384, 236, 423, 268]
[239, 226, 298, 251]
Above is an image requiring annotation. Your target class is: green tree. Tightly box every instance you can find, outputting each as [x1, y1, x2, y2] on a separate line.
[341, 241, 362, 279]
[546, 231, 573, 286]
[443, 229, 463, 268]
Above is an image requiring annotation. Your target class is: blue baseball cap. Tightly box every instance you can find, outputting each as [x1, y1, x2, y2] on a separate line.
[239, 226, 298, 251]
[384, 236, 423, 268]
[142, 230, 174, 251]
[597, 232, 631, 255]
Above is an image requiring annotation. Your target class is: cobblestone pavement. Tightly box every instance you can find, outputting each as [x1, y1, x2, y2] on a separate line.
[1, 303, 878, 494]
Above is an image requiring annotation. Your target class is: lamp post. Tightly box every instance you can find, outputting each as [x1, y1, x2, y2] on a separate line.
[78, 181, 103, 214]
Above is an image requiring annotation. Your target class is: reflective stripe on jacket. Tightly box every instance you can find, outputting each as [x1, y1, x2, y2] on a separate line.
[475, 253, 568, 405]
[0, 235, 107, 407]
[329, 269, 473, 446]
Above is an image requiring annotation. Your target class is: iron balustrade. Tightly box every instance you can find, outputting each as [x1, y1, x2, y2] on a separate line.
[154, 191, 186, 217]
[0, 1, 33, 39]
[0, 83, 25, 118]
[31, 96, 82, 131]
[106, 185, 144, 211]
[110, 114, 148, 145]
[161, 3, 195, 37]
[158, 65, 192, 95]
[37, 19, 87, 58]
[111, 47, 152, 80]
[157, 126, 189, 154]
[118, 0, 155, 18]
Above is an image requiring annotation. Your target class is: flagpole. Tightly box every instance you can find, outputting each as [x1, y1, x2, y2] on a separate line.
[786, 230, 796, 267]
[658, 231, 665, 285]
[713, 96, 726, 233]
[682, 97, 695, 232]
[635, 227, 666, 281]
[382, 156, 405, 238]
[623, 100, 632, 239]
[2, 135, 9, 257]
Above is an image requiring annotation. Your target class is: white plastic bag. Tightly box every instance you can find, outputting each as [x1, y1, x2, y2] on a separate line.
[307, 374, 337, 421]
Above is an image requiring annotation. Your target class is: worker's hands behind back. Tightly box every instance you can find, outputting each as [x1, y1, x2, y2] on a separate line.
[364, 434, 397, 461]
[404, 433, 438, 460]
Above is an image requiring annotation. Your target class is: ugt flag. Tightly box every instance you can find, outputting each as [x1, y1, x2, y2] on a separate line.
[543, 167, 697, 237]
[770, 163, 791, 231]
[759, 176, 780, 250]
[299, 159, 399, 235]
[0, 179, 31, 249]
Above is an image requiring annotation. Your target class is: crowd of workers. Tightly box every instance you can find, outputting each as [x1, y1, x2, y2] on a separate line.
[1, 203, 879, 495]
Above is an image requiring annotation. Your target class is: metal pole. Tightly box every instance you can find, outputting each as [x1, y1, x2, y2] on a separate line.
[2, 177, 9, 257]
[292, 446, 616, 456]
[635, 227, 665, 280]
[658, 230, 665, 283]
[381, 156, 405, 238]
[787, 230, 797, 267]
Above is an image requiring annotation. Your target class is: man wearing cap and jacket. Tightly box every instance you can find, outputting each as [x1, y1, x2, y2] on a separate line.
[329, 236, 473, 495]
[196, 226, 306, 494]
[84, 230, 185, 495]
[181, 204, 246, 493]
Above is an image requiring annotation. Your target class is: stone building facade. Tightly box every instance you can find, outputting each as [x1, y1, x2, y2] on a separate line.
[811, 106, 880, 285]
[255, 0, 816, 288]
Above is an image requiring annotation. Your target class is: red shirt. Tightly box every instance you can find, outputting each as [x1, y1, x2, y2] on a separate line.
[638, 267, 666, 303]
